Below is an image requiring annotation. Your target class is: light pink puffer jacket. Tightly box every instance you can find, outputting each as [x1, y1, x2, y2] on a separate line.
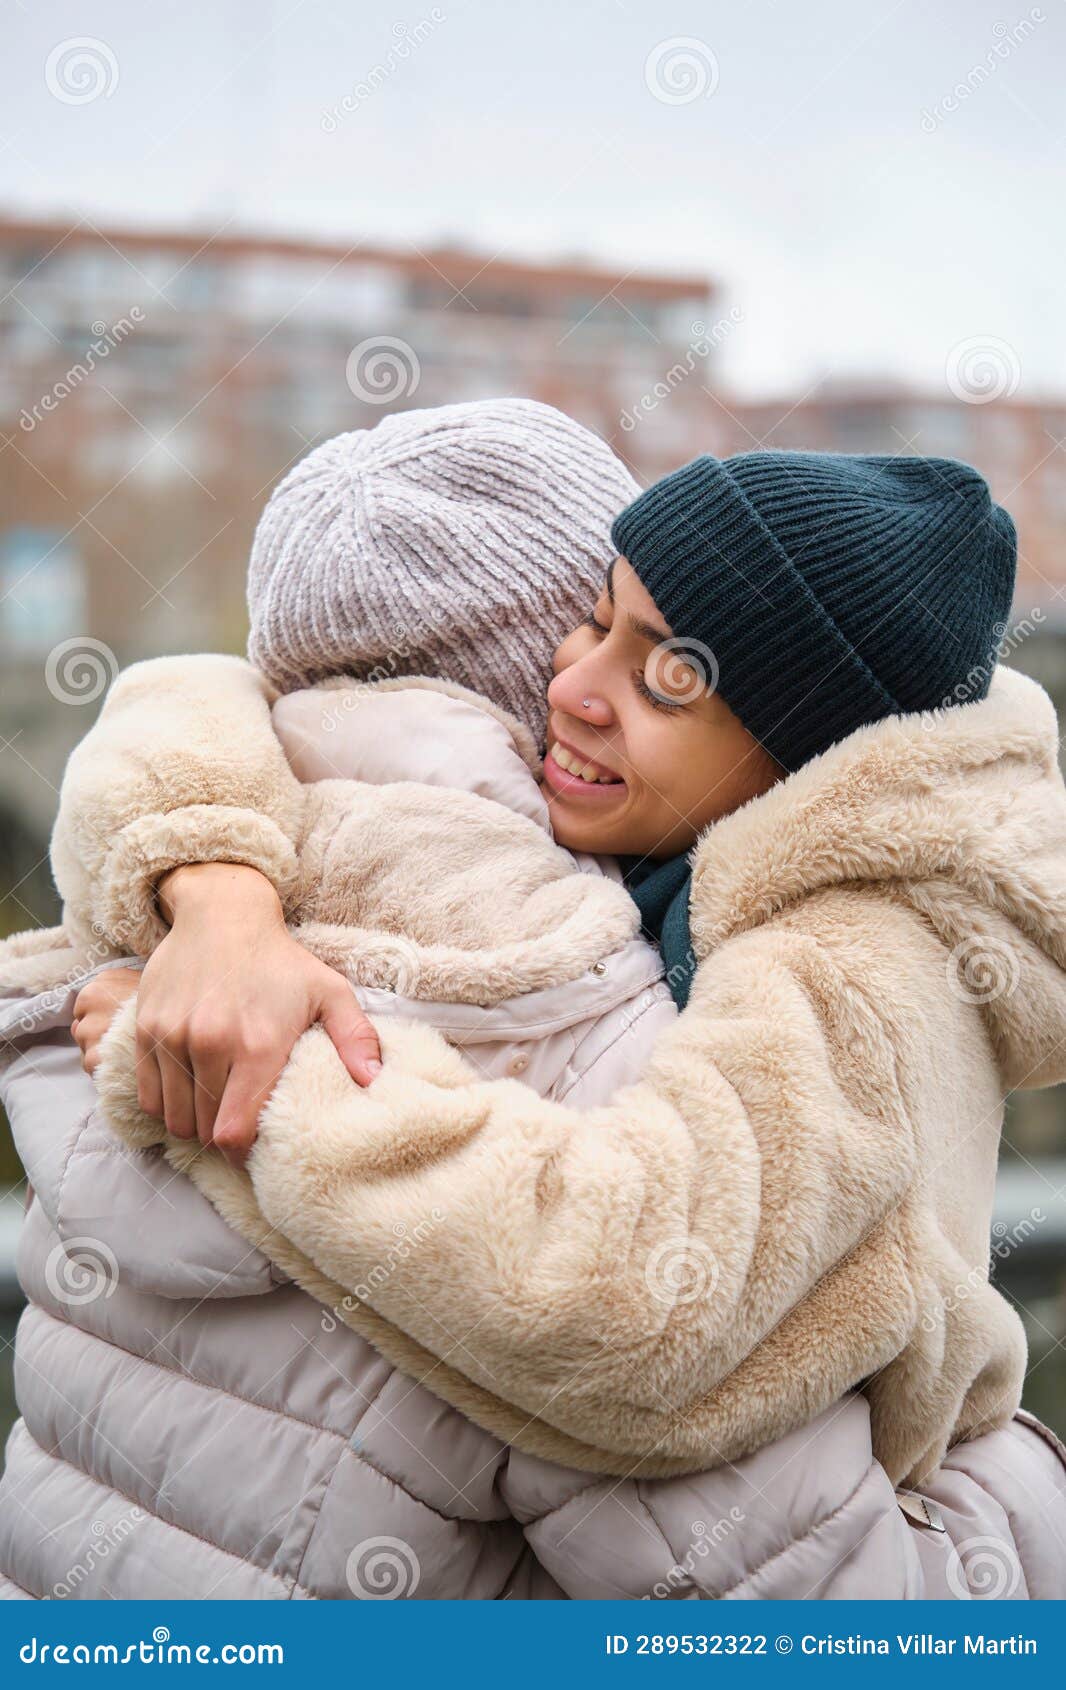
[2, 976, 1066, 1601]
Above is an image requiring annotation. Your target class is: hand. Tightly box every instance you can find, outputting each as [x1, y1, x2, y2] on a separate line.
[71, 967, 142, 1076]
[134, 863, 382, 1167]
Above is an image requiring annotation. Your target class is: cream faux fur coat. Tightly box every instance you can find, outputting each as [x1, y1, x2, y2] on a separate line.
[28, 655, 1066, 1490]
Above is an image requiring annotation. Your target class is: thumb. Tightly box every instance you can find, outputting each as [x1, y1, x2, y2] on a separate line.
[318, 983, 382, 1086]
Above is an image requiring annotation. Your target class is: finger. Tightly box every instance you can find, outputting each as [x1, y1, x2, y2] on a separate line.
[74, 1015, 102, 1073]
[192, 1052, 230, 1146]
[157, 1047, 197, 1141]
[135, 1025, 165, 1119]
[319, 987, 382, 1086]
[210, 1063, 275, 1168]
[72, 983, 98, 1021]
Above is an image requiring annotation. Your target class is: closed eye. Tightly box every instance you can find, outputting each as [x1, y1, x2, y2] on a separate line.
[581, 610, 610, 637]
[635, 670, 685, 713]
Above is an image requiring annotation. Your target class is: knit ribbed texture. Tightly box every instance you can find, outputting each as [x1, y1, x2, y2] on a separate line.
[247, 399, 639, 745]
[612, 451, 1017, 771]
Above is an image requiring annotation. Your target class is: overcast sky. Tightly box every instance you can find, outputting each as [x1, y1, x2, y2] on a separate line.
[3, 0, 1064, 397]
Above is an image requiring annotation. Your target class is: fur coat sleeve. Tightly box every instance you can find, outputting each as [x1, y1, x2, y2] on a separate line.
[50, 655, 307, 957]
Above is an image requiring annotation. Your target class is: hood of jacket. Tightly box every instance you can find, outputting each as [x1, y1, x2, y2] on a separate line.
[690, 667, 1066, 1089]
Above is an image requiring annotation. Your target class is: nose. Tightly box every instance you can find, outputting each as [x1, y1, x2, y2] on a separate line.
[547, 661, 614, 729]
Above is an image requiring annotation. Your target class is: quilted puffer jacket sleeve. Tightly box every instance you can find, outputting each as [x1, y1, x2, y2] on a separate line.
[501, 1402, 1066, 1600]
[50, 655, 307, 959]
[500, 1396, 927, 1600]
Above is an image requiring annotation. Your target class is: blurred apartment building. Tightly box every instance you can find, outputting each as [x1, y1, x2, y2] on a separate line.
[2, 212, 1066, 860]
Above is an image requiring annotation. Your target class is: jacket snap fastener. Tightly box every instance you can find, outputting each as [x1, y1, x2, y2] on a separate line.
[590, 960, 608, 977]
[507, 1053, 529, 1075]
[895, 1491, 946, 1532]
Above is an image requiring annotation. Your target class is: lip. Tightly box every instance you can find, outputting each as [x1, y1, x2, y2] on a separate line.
[542, 738, 628, 802]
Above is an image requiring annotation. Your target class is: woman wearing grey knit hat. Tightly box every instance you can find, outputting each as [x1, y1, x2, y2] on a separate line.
[247, 396, 641, 746]
[31, 412, 1066, 1599]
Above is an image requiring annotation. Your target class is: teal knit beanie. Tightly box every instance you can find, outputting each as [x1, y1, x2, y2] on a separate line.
[612, 451, 1018, 772]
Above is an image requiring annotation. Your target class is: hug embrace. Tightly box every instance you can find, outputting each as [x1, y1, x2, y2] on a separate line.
[2, 399, 1066, 1599]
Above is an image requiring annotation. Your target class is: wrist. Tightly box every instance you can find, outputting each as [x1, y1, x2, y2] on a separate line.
[158, 862, 284, 929]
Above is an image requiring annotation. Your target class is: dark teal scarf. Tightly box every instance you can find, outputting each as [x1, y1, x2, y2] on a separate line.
[621, 854, 696, 1010]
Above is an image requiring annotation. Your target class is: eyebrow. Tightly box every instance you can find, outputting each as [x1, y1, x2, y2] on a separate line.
[604, 558, 671, 646]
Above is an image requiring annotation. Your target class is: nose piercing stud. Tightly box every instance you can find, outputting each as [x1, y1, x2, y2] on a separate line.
[582, 698, 591, 708]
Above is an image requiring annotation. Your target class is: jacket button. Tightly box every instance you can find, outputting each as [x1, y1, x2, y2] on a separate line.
[590, 960, 608, 977]
[507, 1052, 530, 1076]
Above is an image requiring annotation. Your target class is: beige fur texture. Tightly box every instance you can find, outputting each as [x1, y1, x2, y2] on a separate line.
[78, 661, 1066, 1488]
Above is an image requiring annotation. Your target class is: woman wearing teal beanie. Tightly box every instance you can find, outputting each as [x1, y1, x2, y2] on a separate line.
[569, 449, 1020, 1006]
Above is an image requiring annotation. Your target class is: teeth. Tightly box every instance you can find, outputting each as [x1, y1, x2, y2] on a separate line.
[550, 741, 619, 785]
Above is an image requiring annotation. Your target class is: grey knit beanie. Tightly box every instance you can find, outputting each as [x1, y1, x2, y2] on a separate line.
[246, 398, 639, 744]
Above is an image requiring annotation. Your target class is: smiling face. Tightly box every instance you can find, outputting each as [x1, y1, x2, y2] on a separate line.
[541, 556, 782, 858]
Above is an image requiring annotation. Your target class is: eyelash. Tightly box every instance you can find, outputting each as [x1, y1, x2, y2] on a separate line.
[634, 671, 684, 714]
[579, 612, 683, 714]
